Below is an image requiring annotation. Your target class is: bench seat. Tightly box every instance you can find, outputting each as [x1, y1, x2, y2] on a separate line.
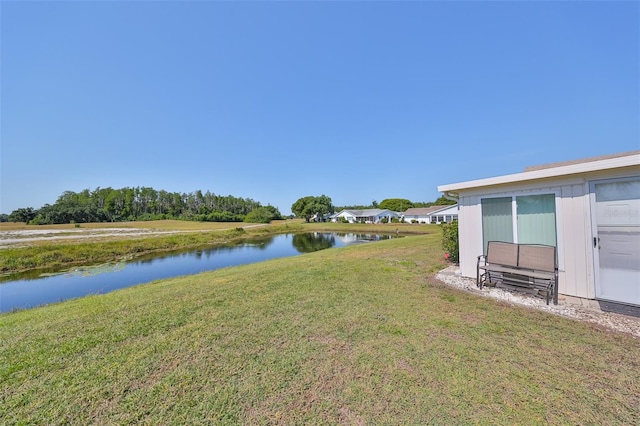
[477, 241, 558, 305]
[479, 264, 555, 280]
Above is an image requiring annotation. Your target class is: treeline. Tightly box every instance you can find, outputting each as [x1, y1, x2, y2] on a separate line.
[335, 196, 455, 212]
[5, 187, 282, 225]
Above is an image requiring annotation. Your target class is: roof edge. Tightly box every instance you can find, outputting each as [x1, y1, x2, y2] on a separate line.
[438, 151, 640, 193]
[524, 150, 640, 172]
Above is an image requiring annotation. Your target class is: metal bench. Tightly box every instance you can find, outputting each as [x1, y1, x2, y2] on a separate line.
[477, 241, 558, 305]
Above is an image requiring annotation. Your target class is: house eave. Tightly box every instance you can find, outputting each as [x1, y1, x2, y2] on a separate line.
[437, 152, 640, 193]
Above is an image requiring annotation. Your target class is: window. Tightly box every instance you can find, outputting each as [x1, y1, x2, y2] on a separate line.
[516, 194, 557, 247]
[481, 194, 557, 254]
[481, 197, 513, 254]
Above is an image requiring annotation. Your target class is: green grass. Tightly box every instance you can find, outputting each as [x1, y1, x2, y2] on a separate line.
[1, 234, 638, 424]
[0, 221, 433, 274]
[0, 227, 255, 274]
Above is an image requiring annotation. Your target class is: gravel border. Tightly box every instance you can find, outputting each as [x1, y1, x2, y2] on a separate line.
[0, 228, 181, 247]
[435, 265, 640, 338]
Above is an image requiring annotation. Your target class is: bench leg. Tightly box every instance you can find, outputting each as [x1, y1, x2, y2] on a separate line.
[478, 271, 486, 289]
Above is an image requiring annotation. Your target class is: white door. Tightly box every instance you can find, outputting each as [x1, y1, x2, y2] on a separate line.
[591, 177, 640, 306]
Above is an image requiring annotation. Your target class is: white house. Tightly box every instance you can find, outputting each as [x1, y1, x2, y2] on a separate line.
[437, 151, 640, 308]
[309, 212, 332, 222]
[332, 209, 400, 224]
[402, 205, 458, 224]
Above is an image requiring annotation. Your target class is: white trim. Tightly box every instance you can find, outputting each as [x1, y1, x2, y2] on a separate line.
[438, 153, 640, 193]
[511, 198, 518, 243]
[583, 181, 596, 299]
[554, 192, 564, 273]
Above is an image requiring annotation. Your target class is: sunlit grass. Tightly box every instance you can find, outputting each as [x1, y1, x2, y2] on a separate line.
[1, 234, 638, 424]
[0, 220, 436, 274]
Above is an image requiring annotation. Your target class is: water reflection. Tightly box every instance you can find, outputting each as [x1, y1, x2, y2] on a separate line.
[0, 232, 396, 312]
[292, 232, 336, 253]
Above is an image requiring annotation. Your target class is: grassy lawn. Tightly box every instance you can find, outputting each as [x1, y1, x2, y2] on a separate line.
[0, 221, 432, 274]
[1, 234, 638, 424]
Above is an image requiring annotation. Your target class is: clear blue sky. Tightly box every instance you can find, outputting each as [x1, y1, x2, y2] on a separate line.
[2, 1, 638, 216]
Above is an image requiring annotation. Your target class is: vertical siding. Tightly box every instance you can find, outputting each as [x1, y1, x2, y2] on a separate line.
[557, 184, 593, 298]
[447, 165, 639, 302]
[558, 185, 576, 297]
[457, 182, 595, 299]
[459, 195, 483, 278]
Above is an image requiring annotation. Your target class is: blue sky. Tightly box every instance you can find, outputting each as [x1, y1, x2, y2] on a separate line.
[2, 1, 638, 216]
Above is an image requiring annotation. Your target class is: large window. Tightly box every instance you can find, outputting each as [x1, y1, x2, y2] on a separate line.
[481, 197, 513, 253]
[516, 194, 557, 247]
[481, 194, 557, 254]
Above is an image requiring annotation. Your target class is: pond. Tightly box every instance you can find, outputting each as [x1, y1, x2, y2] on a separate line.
[0, 232, 395, 313]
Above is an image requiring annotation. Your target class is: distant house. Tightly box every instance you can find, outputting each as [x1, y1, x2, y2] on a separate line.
[331, 209, 400, 224]
[427, 205, 459, 224]
[437, 150, 640, 307]
[309, 212, 332, 222]
[402, 205, 458, 224]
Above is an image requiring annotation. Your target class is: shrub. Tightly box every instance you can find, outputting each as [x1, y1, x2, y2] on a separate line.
[244, 207, 275, 224]
[441, 221, 459, 263]
[28, 215, 46, 225]
[196, 212, 244, 222]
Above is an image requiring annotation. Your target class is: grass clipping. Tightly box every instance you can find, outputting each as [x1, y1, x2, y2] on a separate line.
[1, 234, 639, 424]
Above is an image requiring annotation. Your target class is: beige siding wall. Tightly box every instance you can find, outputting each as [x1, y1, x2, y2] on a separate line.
[557, 184, 593, 298]
[458, 195, 483, 278]
[456, 165, 639, 300]
[457, 179, 591, 298]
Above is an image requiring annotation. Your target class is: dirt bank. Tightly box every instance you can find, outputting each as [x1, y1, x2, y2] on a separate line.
[0, 228, 183, 248]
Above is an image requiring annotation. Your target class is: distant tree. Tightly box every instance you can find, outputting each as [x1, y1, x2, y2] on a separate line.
[372, 200, 379, 208]
[9, 207, 37, 224]
[262, 205, 282, 220]
[244, 207, 276, 224]
[291, 195, 334, 222]
[415, 196, 457, 208]
[9, 186, 278, 225]
[434, 195, 457, 206]
[291, 196, 314, 222]
[334, 204, 373, 211]
[379, 198, 414, 212]
[0, 214, 9, 222]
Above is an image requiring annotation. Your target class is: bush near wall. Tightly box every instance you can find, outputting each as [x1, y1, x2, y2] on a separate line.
[441, 221, 459, 263]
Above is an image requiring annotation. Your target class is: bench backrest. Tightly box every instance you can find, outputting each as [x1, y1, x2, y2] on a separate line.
[486, 241, 519, 268]
[518, 244, 556, 272]
[486, 241, 557, 272]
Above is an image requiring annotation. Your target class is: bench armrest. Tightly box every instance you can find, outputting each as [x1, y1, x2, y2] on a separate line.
[476, 255, 487, 288]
